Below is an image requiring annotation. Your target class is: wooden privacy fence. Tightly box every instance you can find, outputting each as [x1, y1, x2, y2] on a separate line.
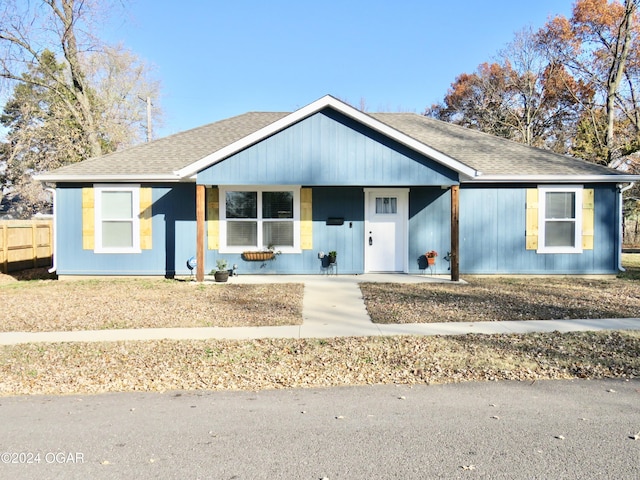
[0, 219, 53, 274]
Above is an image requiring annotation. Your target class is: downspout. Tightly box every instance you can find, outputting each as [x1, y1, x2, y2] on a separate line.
[45, 187, 57, 274]
[618, 182, 635, 272]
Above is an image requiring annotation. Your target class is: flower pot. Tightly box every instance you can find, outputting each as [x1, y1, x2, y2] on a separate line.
[214, 270, 229, 282]
[427, 257, 436, 266]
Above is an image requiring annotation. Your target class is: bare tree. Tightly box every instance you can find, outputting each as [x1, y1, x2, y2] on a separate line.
[0, 0, 106, 156]
[0, 0, 162, 217]
[86, 43, 162, 148]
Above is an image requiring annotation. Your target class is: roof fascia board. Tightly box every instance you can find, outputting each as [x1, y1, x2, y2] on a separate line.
[464, 174, 640, 184]
[175, 95, 480, 179]
[34, 174, 185, 183]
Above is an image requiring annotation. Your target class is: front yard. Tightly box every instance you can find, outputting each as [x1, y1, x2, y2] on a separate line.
[1, 257, 639, 396]
[361, 253, 640, 324]
[1, 254, 639, 332]
[0, 279, 304, 331]
[1, 332, 638, 395]
[361, 276, 640, 324]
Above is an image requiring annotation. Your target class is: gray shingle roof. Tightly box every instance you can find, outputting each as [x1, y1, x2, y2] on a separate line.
[39, 101, 631, 182]
[370, 113, 621, 177]
[43, 112, 288, 178]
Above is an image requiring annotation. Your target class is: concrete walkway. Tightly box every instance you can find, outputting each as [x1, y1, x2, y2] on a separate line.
[1, 274, 639, 345]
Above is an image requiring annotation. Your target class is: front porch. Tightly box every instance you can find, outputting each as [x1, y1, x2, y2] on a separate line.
[192, 185, 462, 282]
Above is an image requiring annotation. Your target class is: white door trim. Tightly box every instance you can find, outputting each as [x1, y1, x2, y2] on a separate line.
[364, 188, 409, 273]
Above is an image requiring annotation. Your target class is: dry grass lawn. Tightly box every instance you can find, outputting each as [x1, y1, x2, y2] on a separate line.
[361, 276, 640, 324]
[1, 331, 638, 395]
[0, 278, 304, 332]
[361, 253, 640, 324]
[1, 257, 639, 396]
[1, 254, 639, 332]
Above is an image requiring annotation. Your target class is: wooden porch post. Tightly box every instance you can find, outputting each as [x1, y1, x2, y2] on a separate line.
[196, 184, 205, 282]
[450, 185, 460, 282]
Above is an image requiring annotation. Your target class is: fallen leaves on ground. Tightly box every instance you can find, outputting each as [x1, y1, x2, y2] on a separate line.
[0, 279, 303, 331]
[0, 331, 638, 396]
[360, 277, 640, 324]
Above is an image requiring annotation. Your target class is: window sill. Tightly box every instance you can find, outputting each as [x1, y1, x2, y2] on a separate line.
[94, 248, 142, 254]
[536, 248, 583, 254]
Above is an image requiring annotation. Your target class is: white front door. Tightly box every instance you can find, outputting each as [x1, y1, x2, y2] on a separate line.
[364, 189, 408, 272]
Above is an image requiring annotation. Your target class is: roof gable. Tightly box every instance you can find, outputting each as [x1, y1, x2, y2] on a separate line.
[196, 108, 460, 186]
[35, 94, 639, 184]
[176, 95, 479, 180]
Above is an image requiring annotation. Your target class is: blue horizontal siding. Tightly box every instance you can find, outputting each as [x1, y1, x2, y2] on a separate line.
[197, 109, 458, 186]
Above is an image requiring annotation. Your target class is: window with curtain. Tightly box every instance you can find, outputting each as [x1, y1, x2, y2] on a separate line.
[375, 197, 397, 214]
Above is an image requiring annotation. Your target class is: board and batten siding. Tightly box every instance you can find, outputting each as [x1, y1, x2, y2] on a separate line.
[206, 187, 364, 274]
[206, 186, 453, 275]
[57, 184, 197, 276]
[408, 187, 451, 274]
[55, 183, 620, 277]
[196, 110, 459, 187]
[459, 185, 618, 274]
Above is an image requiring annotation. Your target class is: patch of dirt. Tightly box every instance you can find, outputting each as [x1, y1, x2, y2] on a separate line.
[0, 267, 56, 283]
[361, 277, 640, 324]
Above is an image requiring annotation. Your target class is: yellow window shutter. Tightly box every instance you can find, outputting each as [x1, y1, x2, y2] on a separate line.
[140, 188, 153, 250]
[582, 189, 594, 250]
[82, 188, 95, 250]
[207, 187, 219, 250]
[300, 188, 313, 250]
[525, 188, 539, 250]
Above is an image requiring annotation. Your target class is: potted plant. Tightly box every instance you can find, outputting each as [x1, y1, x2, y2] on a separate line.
[213, 259, 229, 282]
[425, 250, 438, 266]
[328, 250, 337, 264]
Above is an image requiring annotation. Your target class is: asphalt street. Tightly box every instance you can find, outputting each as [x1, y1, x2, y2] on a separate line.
[1, 379, 639, 479]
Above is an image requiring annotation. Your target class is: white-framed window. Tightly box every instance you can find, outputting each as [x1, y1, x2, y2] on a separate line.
[219, 186, 301, 253]
[94, 184, 141, 253]
[538, 186, 583, 254]
[375, 196, 398, 214]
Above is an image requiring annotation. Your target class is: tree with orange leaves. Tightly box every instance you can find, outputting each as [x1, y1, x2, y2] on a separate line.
[426, 28, 586, 154]
[536, 0, 639, 165]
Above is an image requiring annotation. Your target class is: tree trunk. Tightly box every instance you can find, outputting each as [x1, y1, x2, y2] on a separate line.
[51, 0, 102, 158]
[604, 0, 636, 163]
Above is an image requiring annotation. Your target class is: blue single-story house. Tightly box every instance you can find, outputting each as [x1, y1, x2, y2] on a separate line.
[36, 95, 639, 280]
